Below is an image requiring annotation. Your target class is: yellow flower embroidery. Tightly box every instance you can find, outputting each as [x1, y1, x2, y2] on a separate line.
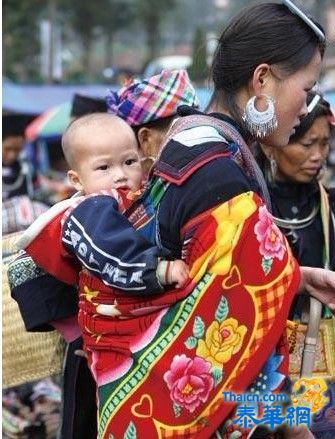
[196, 318, 247, 368]
[81, 285, 99, 302]
[189, 193, 257, 283]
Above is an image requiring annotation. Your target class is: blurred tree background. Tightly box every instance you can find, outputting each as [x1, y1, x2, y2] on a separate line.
[3, 0, 335, 84]
[188, 26, 208, 84]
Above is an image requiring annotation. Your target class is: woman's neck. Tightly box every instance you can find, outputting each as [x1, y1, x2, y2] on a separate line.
[206, 99, 229, 116]
[206, 89, 251, 142]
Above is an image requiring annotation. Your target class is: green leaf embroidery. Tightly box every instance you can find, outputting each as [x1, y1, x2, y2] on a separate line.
[185, 336, 198, 349]
[215, 296, 229, 322]
[261, 257, 273, 275]
[123, 421, 137, 439]
[173, 403, 182, 417]
[211, 366, 223, 386]
[193, 316, 205, 338]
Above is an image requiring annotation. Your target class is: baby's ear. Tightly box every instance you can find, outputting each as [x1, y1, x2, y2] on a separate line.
[67, 170, 83, 192]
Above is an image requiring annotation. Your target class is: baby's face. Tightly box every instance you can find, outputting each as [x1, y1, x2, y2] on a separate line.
[76, 128, 143, 194]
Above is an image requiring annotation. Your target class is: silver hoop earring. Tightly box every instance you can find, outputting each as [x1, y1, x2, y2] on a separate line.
[242, 95, 278, 138]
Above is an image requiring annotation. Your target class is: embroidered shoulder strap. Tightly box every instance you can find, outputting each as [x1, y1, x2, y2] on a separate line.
[127, 114, 273, 239]
[125, 176, 170, 242]
[155, 114, 272, 209]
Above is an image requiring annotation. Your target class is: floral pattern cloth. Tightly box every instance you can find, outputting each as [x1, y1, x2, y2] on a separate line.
[254, 205, 286, 275]
[75, 192, 299, 438]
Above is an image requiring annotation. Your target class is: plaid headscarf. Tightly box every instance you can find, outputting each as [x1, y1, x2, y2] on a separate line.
[106, 69, 199, 126]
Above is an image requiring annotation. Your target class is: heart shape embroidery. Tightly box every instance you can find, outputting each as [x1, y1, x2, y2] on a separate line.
[131, 394, 153, 418]
[222, 265, 241, 289]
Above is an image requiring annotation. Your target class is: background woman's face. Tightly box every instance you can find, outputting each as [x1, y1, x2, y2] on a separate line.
[272, 115, 331, 183]
[265, 50, 323, 149]
[2, 136, 24, 166]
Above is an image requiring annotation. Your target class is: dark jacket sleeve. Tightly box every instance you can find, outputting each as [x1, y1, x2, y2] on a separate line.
[8, 251, 78, 332]
[61, 195, 166, 294]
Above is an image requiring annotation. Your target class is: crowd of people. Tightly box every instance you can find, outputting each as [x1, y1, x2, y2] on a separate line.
[2, 379, 62, 439]
[3, 1, 335, 438]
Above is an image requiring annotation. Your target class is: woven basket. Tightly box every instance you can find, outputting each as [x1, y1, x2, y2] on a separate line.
[2, 231, 65, 388]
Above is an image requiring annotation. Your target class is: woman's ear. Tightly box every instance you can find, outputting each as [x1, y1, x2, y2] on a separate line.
[251, 63, 272, 96]
[67, 169, 83, 192]
[137, 127, 156, 158]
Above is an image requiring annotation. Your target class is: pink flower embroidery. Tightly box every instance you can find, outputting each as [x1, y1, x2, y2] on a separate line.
[163, 354, 214, 413]
[254, 205, 286, 261]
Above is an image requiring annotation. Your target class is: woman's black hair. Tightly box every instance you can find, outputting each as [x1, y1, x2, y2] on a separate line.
[209, 2, 326, 133]
[289, 91, 333, 143]
[133, 116, 175, 135]
[133, 115, 175, 149]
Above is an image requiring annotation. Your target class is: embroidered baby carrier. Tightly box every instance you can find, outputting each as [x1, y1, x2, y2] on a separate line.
[77, 115, 299, 438]
[19, 115, 299, 438]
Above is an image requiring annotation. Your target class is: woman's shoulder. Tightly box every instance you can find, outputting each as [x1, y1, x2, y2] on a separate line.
[158, 156, 258, 234]
[154, 123, 248, 187]
[178, 156, 257, 207]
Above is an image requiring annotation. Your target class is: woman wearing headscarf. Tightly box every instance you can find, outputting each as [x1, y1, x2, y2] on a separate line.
[254, 91, 335, 320]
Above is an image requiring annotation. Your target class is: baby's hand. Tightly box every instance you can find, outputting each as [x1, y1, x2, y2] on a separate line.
[169, 260, 189, 288]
